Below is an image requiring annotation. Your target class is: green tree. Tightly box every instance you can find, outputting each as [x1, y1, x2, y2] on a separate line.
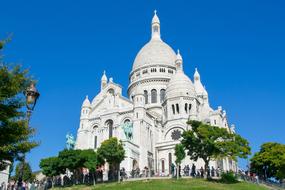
[250, 142, 285, 181]
[0, 38, 38, 170]
[40, 157, 63, 188]
[58, 149, 84, 171]
[15, 161, 35, 182]
[97, 137, 125, 181]
[58, 149, 84, 183]
[182, 120, 250, 178]
[174, 144, 185, 180]
[80, 149, 97, 185]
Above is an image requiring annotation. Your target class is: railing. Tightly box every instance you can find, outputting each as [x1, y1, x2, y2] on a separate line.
[238, 174, 285, 189]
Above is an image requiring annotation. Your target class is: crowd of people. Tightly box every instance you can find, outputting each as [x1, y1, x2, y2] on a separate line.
[0, 180, 49, 190]
[119, 164, 223, 180]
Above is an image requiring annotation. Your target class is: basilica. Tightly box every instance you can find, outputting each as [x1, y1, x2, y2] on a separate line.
[75, 11, 237, 175]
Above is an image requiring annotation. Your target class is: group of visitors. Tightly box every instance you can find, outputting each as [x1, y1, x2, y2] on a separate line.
[0, 180, 48, 190]
[182, 164, 222, 178]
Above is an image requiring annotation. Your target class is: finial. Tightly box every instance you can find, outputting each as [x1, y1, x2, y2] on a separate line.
[154, 10, 157, 15]
[103, 70, 106, 75]
[86, 95, 88, 99]
[194, 68, 200, 80]
[176, 49, 182, 61]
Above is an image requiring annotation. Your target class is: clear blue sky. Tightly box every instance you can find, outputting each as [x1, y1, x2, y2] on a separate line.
[1, 0, 284, 171]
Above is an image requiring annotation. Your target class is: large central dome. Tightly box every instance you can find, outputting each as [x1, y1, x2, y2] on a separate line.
[132, 40, 176, 71]
[131, 11, 176, 71]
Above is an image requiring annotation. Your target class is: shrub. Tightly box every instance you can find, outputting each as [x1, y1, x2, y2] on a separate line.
[220, 171, 238, 184]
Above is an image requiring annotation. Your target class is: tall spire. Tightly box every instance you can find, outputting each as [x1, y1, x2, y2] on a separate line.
[175, 49, 183, 71]
[151, 10, 161, 40]
[101, 70, 107, 90]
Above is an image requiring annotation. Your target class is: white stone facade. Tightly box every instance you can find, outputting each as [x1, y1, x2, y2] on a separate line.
[75, 12, 237, 175]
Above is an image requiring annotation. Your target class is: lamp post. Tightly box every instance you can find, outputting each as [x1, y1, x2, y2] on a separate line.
[17, 83, 40, 189]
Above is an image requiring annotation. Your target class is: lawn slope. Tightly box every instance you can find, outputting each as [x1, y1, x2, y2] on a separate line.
[53, 178, 268, 190]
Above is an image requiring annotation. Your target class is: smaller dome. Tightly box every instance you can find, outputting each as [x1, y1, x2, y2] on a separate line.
[82, 95, 91, 107]
[194, 68, 208, 96]
[166, 70, 195, 99]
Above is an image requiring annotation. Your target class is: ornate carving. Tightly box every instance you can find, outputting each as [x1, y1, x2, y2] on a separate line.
[171, 129, 181, 140]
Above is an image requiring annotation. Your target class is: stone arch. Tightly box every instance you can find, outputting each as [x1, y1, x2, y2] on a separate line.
[105, 119, 114, 138]
[164, 126, 185, 141]
[89, 123, 100, 132]
[120, 116, 132, 124]
[107, 88, 115, 95]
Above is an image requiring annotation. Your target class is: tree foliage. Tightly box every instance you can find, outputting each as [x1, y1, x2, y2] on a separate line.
[174, 143, 185, 179]
[39, 157, 63, 178]
[174, 144, 185, 165]
[58, 149, 84, 172]
[250, 142, 285, 181]
[15, 161, 35, 182]
[0, 38, 38, 170]
[97, 137, 125, 166]
[39, 149, 98, 178]
[80, 149, 98, 185]
[39, 139, 125, 182]
[97, 137, 125, 181]
[182, 121, 251, 173]
[80, 149, 97, 173]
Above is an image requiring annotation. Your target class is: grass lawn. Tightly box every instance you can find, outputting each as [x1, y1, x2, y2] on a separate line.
[53, 178, 269, 190]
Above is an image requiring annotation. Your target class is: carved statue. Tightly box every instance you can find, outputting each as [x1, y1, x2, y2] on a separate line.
[122, 122, 133, 140]
[66, 133, 76, 150]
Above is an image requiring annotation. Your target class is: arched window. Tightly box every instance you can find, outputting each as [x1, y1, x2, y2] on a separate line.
[189, 104, 192, 113]
[151, 89, 157, 103]
[107, 88, 115, 96]
[176, 104, 179, 114]
[106, 120, 114, 138]
[144, 90, 148, 104]
[160, 89, 166, 103]
[185, 103, 188, 113]
[94, 136, 97, 149]
[172, 104, 175, 114]
[161, 160, 165, 173]
[153, 25, 158, 33]
[124, 119, 130, 124]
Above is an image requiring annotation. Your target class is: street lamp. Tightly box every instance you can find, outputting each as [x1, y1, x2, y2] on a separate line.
[24, 83, 40, 124]
[17, 83, 40, 189]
